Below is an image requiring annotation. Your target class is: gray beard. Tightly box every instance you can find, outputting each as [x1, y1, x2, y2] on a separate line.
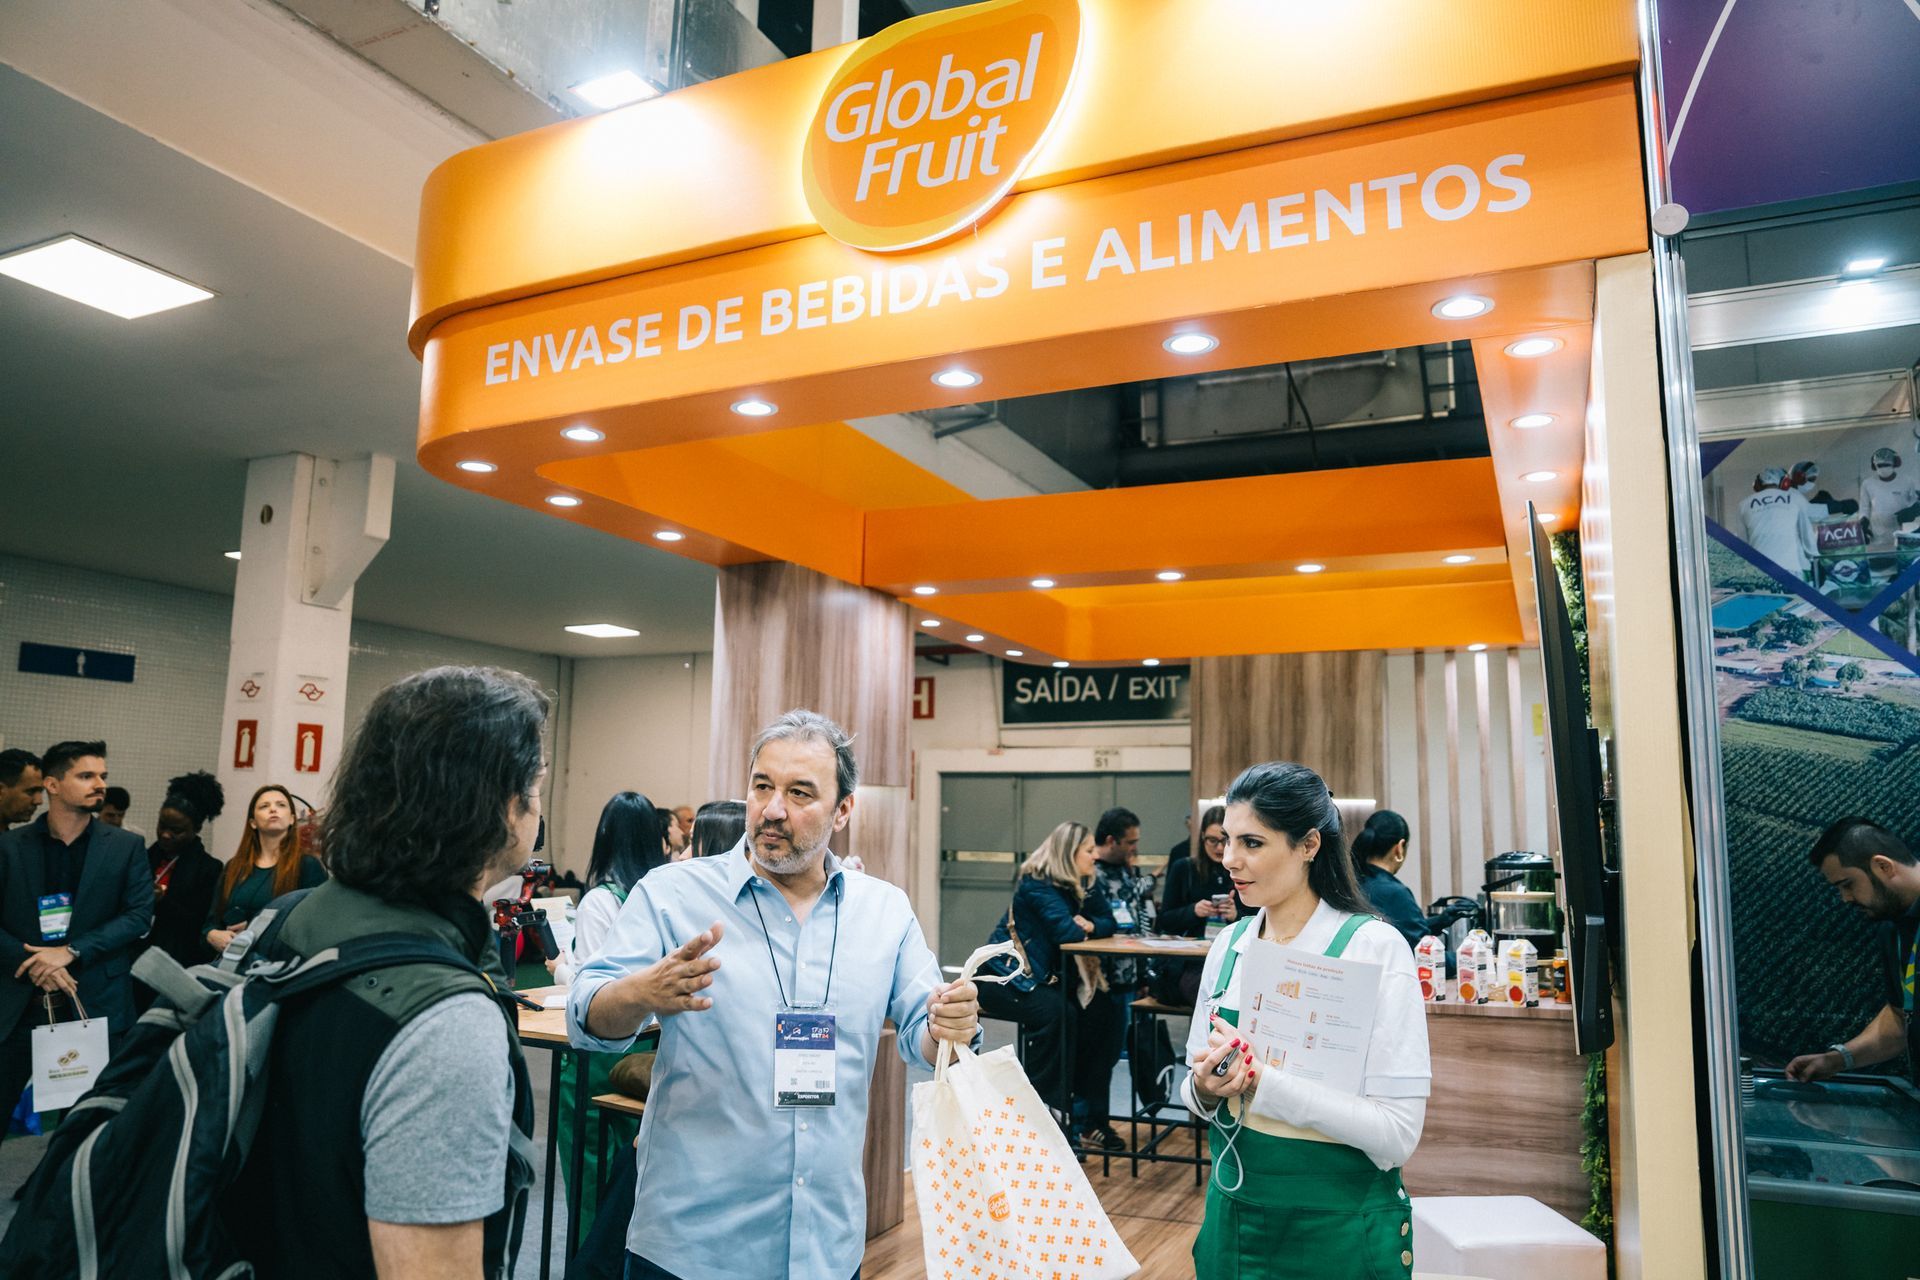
[755, 841, 825, 877]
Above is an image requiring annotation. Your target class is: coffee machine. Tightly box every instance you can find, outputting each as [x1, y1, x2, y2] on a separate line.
[1482, 850, 1561, 955]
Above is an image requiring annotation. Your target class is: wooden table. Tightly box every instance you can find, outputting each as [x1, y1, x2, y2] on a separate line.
[515, 986, 592, 1280]
[1058, 935, 1212, 1168]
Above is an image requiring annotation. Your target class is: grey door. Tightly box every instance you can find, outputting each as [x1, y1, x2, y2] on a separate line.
[937, 775, 1020, 970]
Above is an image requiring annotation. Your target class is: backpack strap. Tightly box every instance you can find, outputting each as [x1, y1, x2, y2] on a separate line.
[1324, 913, 1377, 959]
[1208, 917, 1258, 1003]
[254, 933, 490, 1004]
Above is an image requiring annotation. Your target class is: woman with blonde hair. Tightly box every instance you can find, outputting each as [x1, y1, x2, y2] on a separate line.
[203, 784, 327, 955]
[976, 820, 1119, 1142]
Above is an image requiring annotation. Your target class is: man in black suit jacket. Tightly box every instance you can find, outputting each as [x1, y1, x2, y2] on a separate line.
[0, 740, 153, 1141]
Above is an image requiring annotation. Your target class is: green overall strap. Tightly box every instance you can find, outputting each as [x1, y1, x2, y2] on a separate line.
[1209, 917, 1258, 1003]
[1324, 912, 1376, 959]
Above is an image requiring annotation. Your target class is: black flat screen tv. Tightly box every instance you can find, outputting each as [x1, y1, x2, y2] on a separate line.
[1529, 503, 1616, 1055]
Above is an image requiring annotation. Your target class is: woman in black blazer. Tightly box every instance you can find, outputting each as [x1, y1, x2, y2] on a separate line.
[978, 820, 1117, 1140]
[142, 772, 226, 969]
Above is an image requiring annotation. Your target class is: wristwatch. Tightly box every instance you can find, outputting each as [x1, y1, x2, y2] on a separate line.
[1829, 1042, 1856, 1070]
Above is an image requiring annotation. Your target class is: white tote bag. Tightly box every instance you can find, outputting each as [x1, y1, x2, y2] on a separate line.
[31, 1001, 110, 1112]
[911, 943, 1139, 1280]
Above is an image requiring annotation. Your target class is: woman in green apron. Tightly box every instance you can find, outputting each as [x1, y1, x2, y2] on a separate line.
[551, 792, 672, 1235]
[1183, 761, 1432, 1279]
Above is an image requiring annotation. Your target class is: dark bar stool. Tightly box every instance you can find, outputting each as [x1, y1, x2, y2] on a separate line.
[1125, 995, 1209, 1183]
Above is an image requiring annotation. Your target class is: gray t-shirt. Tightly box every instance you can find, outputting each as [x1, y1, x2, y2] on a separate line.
[360, 991, 512, 1224]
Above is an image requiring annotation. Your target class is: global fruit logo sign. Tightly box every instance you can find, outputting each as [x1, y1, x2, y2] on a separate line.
[802, 0, 1082, 252]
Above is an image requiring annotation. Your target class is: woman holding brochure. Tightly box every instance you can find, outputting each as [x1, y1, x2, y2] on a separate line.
[1183, 761, 1430, 1278]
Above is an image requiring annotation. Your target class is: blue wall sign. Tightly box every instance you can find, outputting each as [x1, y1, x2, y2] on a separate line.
[18, 643, 136, 683]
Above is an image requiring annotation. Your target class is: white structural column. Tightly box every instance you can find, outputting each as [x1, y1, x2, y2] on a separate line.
[812, 0, 859, 51]
[215, 453, 393, 831]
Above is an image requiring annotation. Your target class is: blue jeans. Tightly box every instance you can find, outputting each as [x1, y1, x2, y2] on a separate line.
[625, 1257, 859, 1280]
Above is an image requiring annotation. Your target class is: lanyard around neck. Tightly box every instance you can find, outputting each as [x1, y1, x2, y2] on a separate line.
[749, 873, 841, 1009]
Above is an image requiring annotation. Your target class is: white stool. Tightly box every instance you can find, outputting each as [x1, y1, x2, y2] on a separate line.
[1410, 1196, 1606, 1280]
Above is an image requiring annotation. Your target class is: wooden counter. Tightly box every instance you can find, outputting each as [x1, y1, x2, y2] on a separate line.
[1404, 998, 1591, 1223]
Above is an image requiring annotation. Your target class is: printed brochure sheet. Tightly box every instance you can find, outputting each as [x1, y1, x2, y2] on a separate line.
[1235, 938, 1380, 1096]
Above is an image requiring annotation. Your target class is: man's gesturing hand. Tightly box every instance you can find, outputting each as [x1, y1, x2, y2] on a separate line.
[631, 922, 725, 1017]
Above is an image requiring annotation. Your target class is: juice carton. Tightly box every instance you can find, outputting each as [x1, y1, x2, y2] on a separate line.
[1502, 937, 1540, 1007]
[1456, 930, 1494, 1004]
[1414, 935, 1448, 1002]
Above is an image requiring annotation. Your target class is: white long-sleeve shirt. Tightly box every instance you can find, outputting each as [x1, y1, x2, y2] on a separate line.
[551, 883, 626, 987]
[1181, 899, 1431, 1171]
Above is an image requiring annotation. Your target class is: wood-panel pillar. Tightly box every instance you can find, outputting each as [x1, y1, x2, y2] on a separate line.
[707, 560, 913, 1238]
[1190, 651, 1388, 813]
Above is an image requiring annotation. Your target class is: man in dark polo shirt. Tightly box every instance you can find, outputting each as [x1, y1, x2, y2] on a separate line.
[0, 740, 152, 1142]
[1788, 817, 1920, 1084]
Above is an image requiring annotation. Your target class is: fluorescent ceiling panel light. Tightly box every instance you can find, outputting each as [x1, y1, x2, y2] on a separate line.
[0, 234, 214, 319]
[568, 70, 660, 111]
[565, 623, 641, 639]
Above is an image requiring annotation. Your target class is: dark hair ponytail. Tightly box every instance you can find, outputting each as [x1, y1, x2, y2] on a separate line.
[1224, 761, 1371, 915]
[1351, 810, 1410, 864]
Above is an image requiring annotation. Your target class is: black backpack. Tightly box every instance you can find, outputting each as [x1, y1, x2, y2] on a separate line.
[0, 899, 535, 1279]
[1128, 1013, 1178, 1109]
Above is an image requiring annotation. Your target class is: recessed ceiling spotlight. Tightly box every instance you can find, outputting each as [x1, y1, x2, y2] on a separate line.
[920, 619, 941, 628]
[1155, 570, 1185, 582]
[567, 69, 661, 111]
[1006, 649, 1025, 658]
[1842, 256, 1888, 278]
[456, 460, 497, 474]
[1504, 337, 1562, 358]
[1052, 660, 1070, 668]
[1142, 658, 1161, 667]
[1163, 332, 1219, 356]
[224, 551, 242, 562]
[546, 494, 583, 508]
[1432, 294, 1493, 320]
[1511, 413, 1556, 430]
[0, 234, 215, 319]
[731, 398, 777, 417]
[1522, 469, 1560, 483]
[965, 633, 986, 643]
[1537, 511, 1559, 525]
[565, 623, 641, 639]
[1444, 554, 1474, 565]
[1030, 578, 1056, 589]
[932, 368, 982, 389]
[1296, 563, 1325, 574]
[562, 425, 605, 443]
[653, 530, 685, 542]
[912, 585, 938, 596]
[1467, 643, 1489, 653]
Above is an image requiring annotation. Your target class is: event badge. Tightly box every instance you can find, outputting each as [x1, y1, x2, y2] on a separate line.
[1111, 901, 1136, 930]
[774, 1009, 838, 1108]
[37, 894, 72, 944]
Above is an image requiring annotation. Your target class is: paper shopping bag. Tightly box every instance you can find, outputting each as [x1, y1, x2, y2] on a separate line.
[910, 943, 1138, 1280]
[32, 1015, 109, 1111]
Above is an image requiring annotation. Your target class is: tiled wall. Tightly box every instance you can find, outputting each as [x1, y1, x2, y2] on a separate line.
[0, 553, 566, 852]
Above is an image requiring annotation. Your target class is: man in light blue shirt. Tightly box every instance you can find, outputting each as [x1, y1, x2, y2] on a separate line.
[568, 709, 980, 1280]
